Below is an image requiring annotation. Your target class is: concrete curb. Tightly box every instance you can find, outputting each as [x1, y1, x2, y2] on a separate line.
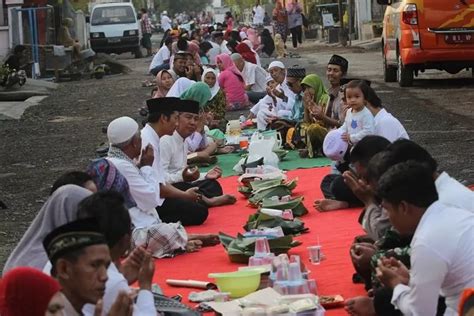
[0, 95, 49, 120]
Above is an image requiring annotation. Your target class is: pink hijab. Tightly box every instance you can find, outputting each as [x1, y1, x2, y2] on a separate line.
[216, 53, 244, 82]
[246, 28, 260, 49]
[188, 41, 202, 65]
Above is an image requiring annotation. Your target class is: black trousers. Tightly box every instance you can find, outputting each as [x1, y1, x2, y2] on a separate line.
[172, 179, 223, 198]
[290, 25, 303, 48]
[155, 179, 223, 226]
[320, 174, 363, 207]
[156, 198, 208, 226]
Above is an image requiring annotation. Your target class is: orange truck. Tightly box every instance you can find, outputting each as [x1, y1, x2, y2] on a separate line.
[378, 0, 474, 86]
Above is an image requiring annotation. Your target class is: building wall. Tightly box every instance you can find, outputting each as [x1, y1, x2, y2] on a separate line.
[0, 26, 9, 57]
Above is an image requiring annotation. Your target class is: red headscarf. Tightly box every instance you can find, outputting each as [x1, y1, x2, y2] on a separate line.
[236, 42, 257, 64]
[0, 267, 61, 316]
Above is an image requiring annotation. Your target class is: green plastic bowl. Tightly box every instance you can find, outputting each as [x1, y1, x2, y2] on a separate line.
[208, 269, 263, 298]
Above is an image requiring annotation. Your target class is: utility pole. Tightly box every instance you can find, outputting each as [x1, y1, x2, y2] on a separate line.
[338, 0, 347, 46]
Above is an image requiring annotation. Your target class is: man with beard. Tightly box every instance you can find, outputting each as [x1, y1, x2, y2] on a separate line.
[317, 55, 350, 128]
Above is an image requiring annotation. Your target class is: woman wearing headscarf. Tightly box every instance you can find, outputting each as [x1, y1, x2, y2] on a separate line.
[152, 69, 175, 98]
[202, 68, 227, 121]
[0, 267, 61, 316]
[236, 42, 257, 64]
[86, 159, 209, 257]
[166, 77, 195, 97]
[260, 29, 275, 57]
[273, 1, 288, 44]
[180, 82, 212, 108]
[300, 74, 330, 158]
[246, 28, 260, 50]
[2, 185, 91, 275]
[216, 53, 250, 111]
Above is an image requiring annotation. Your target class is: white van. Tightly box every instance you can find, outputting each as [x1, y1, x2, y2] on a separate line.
[89, 2, 141, 56]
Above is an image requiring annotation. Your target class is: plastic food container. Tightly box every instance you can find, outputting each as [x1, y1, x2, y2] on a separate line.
[208, 269, 264, 298]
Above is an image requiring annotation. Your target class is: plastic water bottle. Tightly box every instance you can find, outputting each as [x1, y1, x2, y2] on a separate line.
[239, 113, 246, 123]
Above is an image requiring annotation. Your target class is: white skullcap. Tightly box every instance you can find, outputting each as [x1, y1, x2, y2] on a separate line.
[323, 129, 349, 161]
[268, 61, 285, 71]
[107, 116, 139, 145]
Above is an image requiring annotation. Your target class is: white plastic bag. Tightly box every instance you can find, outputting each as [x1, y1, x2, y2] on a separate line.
[248, 136, 279, 168]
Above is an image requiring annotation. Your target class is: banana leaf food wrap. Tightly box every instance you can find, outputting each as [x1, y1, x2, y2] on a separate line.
[243, 212, 309, 235]
[261, 196, 308, 217]
[218, 232, 302, 263]
[244, 178, 299, 207]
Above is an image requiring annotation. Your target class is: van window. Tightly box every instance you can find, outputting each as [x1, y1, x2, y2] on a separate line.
[91, 6, 135, 26]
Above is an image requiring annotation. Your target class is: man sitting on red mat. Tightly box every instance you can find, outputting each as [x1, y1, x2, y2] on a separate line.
[160, 97, 236, 207]
[345, 140, 474, 316]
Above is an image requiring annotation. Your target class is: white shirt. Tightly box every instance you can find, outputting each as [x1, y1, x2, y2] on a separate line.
[253, 5, 265, 25]
[160, 130, 206, 184]
[149, 45, 170, 71]
[161, 15, 172, 32]
[275, 79, 296, 115]
[374, 108, 409, 142]
[83, 263, 156, 316]
[106, 157, 162, 228]
[435, 172, 474, 212]
[141, 124, 167, 190]
[339, 106, 375, 144]
[242, 62, 268, 93]
[391, 201, 474, 316]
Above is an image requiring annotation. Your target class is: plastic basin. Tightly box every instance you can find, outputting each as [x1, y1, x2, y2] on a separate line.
[208, 269, 263, 298]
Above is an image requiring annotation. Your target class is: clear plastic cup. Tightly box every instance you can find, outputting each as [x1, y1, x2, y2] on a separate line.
[254, 237, 271, 257]
[273, 282, 289, 295]
[307, 279, 318, 294]
[288, 262, 302, 282]
[307, 245, 322, 265]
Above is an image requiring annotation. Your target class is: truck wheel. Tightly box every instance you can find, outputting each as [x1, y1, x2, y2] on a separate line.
[383, 54, 397, 82]
[397, 55, 414, 87]
[134, 47, 143, 59]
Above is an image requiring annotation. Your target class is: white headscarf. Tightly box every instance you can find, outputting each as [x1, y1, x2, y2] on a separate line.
[2, 185, 92, 275]
[201, 68, 220, 99]
[166, 77, 196, 97]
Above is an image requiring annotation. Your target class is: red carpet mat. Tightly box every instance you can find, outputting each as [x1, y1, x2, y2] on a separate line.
[152, 167, 366, 315]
